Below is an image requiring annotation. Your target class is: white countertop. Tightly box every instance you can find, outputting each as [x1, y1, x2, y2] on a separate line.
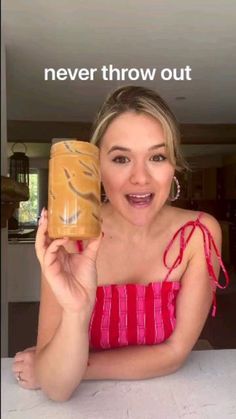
[2, 350, 236, 419]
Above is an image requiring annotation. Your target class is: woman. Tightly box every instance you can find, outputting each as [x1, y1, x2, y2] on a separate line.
[12, 85, 229, 401]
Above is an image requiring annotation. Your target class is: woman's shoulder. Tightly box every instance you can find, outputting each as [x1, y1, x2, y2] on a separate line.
[168, 207, 220, 229]
[164, 207, 222, 246]
[162, 208, 222, 278]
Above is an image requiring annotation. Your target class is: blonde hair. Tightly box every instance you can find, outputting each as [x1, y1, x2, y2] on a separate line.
[90, 85, 188, 172]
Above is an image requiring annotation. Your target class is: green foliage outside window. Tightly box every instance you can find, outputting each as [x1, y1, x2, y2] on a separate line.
[19, 172, 39, 226]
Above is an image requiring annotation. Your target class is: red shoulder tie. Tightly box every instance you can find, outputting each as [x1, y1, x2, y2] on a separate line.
[163, 212, 230, 317]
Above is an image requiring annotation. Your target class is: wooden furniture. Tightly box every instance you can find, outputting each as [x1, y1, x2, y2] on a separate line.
[219, 221, 231, 264]
[222, 155, 236, 199]
[177, 168, 218, 201]
[189, 167, 217, 200]
[8, 302, 39, 357]
[177, 153, 236, 202]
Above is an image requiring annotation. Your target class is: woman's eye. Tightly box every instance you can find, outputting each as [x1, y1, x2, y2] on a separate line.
[112, 156, 129, 164]
[150, 154, 166, 162]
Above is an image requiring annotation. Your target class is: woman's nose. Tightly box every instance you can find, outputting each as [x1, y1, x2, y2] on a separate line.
[129, 162, 150, 185]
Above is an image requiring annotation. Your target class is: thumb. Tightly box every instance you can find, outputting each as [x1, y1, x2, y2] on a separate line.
[23, 346, 36, 352]
[83, 231, 103, 262]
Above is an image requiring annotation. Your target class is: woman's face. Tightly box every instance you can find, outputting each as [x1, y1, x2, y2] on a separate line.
[99, 111, 175, 226]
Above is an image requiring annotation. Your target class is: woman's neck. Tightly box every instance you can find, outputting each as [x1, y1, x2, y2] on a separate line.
[102, 202, 172, 244]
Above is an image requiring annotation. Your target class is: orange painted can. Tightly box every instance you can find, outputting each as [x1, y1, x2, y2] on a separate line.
[48, 140, 101, 239]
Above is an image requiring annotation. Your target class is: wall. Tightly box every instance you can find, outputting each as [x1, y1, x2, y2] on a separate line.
[188, 153, 223, 169]
[1, 38, 8, 356]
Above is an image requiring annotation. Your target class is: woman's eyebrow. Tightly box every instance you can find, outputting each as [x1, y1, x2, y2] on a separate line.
[107, 143, 166, 154]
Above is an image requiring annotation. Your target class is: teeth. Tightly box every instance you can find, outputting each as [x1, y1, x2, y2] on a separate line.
[128, 193, 152, 198]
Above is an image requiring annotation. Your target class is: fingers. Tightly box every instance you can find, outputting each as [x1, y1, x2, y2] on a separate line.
[13, 366, 40, 389]
[23, 346, 37, 352]
[17, 379, 31, 389]
[12, 360, 25, 383]
[44, 237, 69, 268]
[12, 360, 24, 373]
[18, 380, 39, 390]
[13, 348, 35, 364]
[83, 231, 104, 262]
[12, 350, 40, 389]
[35, 208, 49, 264]
[14, 347, 36, 362]
[12, 359, 23, 382]
[38, 207, 47, 227]
[14, 352, 25, 362]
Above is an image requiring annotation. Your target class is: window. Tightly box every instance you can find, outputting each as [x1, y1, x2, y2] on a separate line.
[18, 170, 39, 227]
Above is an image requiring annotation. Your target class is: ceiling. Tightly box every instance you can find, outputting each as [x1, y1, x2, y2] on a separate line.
[2, 1, 236, 125]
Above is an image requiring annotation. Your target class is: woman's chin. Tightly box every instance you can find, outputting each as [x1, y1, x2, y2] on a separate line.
[110, 199, 160, 227]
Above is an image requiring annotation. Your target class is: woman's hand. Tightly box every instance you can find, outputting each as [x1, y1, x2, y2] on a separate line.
[35, 208, 103, 316]
[12, 347, 40, 390]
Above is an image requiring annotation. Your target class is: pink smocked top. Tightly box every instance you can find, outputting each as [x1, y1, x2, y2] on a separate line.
[77, 213, 229, 351]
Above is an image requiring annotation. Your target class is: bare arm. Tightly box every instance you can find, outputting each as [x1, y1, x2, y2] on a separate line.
[81, 214, 221, 381]
[36, 309, 90, 401]
[35, 253, 93, 401]
[34, 210, 102, 401]
[84, 343, 181, 381]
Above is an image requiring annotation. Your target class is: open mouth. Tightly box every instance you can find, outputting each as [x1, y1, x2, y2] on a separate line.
[125, 193, 154, 207]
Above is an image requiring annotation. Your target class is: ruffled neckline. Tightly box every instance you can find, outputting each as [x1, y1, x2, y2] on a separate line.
[97, 280, 181, 288]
